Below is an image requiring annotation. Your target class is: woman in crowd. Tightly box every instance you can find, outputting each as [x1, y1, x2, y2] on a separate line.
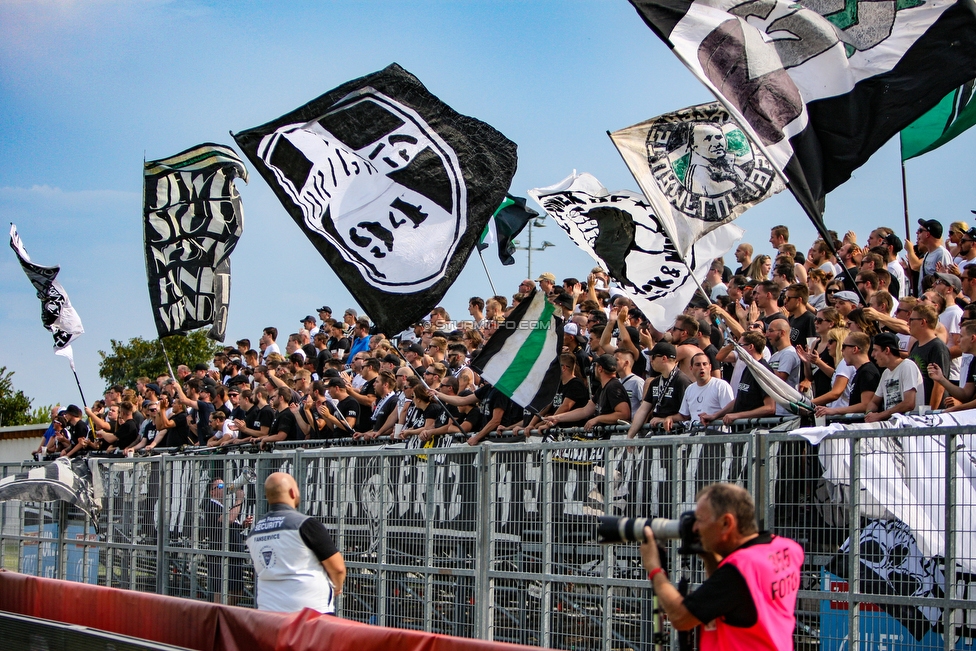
[798, 308, 845, 399]
[744, 254, 771, 282]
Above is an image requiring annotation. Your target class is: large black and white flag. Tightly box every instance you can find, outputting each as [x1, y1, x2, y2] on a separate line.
[9, 224, 85, 351]
[144, 144, 248, 342]
[627, 0, 976, 228]
[529, 172, 742, 331]
[233, 63, 518, 336]
[0, 457, 101, 529]
[610, 102, 784, 259]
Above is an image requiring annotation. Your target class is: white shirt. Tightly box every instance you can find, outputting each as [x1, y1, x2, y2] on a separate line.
[875, 361, 923, 412]
[827, 360, 856, 409]
[888, 260, 908, 299]
[679, 379, 734, 424]
[940, 303, 963, 380]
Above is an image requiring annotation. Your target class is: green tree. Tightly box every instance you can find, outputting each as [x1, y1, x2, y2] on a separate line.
[0, 366, 53, 427]
[97, 331, 222, 389]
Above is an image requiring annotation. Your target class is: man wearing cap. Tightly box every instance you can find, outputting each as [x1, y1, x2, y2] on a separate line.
[537, 272, 556, 297]
[907, 218, 953, 295]
[544, 354, 631, 434]
[404, 342, 427, 375]
[933, 273, 965, 380]
[322, 378, 359, 436]
[302, 315, 319, 338]
[342, 308, 358, 337]
[865, 333, 923, 422]
[628, 342, 692, 435]
[832, 291, 860, 318]
[317, 306, 332, 322]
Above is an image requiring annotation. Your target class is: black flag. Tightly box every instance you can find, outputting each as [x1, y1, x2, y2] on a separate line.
[0, 457, 101, 530]
[144, 143, 248, 342]
[233, 63, 518, 335]
[627, 0, 976, 236]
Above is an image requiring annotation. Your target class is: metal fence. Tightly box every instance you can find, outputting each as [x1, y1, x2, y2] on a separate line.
[1, 426, 974, 651]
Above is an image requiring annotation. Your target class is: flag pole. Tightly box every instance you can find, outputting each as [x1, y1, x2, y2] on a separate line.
[901, 157, 911, 240]
[159, 338, 177, 381]
[477, 249, 499, 296]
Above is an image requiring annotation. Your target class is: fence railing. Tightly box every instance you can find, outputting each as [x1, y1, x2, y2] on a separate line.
[1, 426, 974, 651]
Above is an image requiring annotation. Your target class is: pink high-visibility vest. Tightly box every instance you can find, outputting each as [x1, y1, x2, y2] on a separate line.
[700, 535, 803, 651]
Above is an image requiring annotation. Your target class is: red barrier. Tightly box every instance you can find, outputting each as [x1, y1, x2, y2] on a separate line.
[0, 570, 543, 651]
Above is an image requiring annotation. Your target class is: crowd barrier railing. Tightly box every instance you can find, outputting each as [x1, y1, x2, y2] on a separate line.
[2, 423, 974, 651]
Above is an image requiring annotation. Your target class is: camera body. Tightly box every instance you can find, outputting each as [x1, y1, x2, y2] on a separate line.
[597, 511, 703, 555]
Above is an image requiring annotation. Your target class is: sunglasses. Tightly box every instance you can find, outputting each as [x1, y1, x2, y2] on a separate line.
[842, 343, 857, 349]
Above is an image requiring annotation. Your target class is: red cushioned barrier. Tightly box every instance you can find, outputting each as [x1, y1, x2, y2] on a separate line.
[0, 570, 543, 651]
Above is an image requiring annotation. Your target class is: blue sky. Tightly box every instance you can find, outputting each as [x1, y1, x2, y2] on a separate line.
[1, 0, 973, 411]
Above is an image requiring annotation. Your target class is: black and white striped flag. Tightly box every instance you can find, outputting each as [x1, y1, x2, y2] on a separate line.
[144, 143, 248, 342]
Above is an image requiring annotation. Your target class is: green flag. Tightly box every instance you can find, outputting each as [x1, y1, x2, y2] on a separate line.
[901, 81, 976, 161]
[477, 194, 537, 266]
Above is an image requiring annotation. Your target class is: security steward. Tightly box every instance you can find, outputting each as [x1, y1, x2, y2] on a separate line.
[640, 483, 803, 651]
[246, 472, 346, 613]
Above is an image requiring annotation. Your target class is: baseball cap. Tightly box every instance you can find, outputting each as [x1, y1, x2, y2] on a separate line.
[833, 291, 861, 305]
[884, 232, 904, 253]
[536, 272, 556, 283]
[564, 322, 579, 336]
[593, 354, 617, 372]
[407, 343, 424, 355]
[873, 332, 900, 353]
[344, 308, 358, 317]
[145, 383, 160, 395]
[936, 272, 962, 291]
[317, 306, 332, 314]
[301, 315, 316, 323]
[194, 362, 209, 372]
[918, 218, 944, 239]
[650, 342, 677, 358]
[382, 353, 401, 365]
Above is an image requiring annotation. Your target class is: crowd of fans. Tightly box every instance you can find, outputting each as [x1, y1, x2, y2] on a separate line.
[32, 217, 976, 460]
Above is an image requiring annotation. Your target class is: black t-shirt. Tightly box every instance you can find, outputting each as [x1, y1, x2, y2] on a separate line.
[459, 406, 485, 434]
[354, 381, 376, 432]
[166, 411, 193, 447]
[255, 405, 275, 432]
[114, 419, 140, 449]
[908, 337, 951, 404]
[194, 400, 215, 442]
[315, 348, 333, 376]
[644, 368, 692, 418]
[475, 384, 522, 429]
[371, 394, 398, 433]
[850, 361, 882, 406]
[552, 378, 590, 427]
[760, 313, 787, 329]
[67, 419, 91, 446]
[271, 408, 301, 441]
[334, 396, 360, 434]
[966, 356, 976, 385]
[732, 365, 768, 413]
[811, 344, 836, 398]
[327, 336, 350, 359]
[594, 378, 630, 436]
[788, 311, 816, 348]
[701, 344, 720, 372]
[682, 533, 778, 628]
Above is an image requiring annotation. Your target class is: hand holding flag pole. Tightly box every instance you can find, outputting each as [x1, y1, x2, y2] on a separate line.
[392, 346, 469, 439]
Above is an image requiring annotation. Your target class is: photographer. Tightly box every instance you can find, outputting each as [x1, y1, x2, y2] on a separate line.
[639, 483, 802, 651]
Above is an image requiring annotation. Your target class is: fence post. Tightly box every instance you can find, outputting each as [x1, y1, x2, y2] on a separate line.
[943, 430, 958, 651]
[752, 430, 768, 531]
[847, 433, 861, 651]
[156, 455, 168, 595]
[475, 445, 492, 641]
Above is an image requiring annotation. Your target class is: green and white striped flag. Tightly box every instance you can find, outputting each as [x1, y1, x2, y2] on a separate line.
[470, 289, 562, 412]
[901, 81, 976, 161]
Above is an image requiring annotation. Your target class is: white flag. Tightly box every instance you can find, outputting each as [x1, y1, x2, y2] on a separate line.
[610, 102, 784, 260]
[529, 172, 742, 331]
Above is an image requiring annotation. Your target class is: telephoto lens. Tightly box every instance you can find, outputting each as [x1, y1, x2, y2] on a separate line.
[596, 516, 683, 544]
